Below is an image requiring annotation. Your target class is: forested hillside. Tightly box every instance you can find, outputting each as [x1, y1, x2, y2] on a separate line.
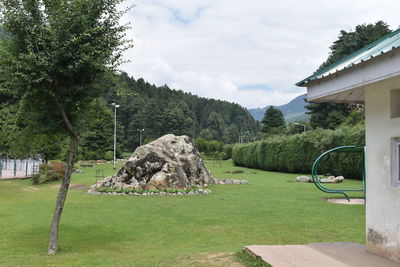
[103, 73, 259, 150]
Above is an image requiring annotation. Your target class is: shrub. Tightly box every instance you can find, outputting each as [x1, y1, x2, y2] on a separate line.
[104, 151, 113, 161]
[223, 144, 233, 159]
[194, 138, 224, 157]
[232, 125, 365, 179]
[33, 160, 66, 184]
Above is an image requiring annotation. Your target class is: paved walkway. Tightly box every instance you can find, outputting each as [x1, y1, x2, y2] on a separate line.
[245, 242, 399, 267]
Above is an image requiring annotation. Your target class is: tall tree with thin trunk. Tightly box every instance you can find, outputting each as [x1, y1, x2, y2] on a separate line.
[0, 0, 132, 255]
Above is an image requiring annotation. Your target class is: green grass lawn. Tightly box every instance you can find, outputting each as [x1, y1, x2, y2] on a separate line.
[0, 161, 365, 266]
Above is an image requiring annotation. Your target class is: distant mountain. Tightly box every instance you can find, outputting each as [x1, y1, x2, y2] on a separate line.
[248, 94, 309, 122]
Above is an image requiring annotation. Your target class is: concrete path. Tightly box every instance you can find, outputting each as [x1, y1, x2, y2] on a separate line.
[245, 242, 399, 267]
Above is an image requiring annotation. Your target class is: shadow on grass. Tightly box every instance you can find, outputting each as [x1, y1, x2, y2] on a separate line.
[11, 224, 126, 255]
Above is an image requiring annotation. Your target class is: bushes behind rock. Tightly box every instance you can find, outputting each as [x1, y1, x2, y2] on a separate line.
[32, 160, 66, 184]
[232, 125, 365, 179]
[194, 138, 233, 160]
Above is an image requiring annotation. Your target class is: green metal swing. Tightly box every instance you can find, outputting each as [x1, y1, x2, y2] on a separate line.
[311, 145, 366, 201]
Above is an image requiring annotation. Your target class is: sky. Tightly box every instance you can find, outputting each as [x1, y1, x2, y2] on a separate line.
[119, 0, 400, 109]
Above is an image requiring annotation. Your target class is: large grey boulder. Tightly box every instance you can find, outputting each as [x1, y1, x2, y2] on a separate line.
[90, 134, 215, 191]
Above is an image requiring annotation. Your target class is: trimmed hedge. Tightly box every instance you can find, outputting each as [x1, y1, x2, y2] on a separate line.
[232, 125, 365, 179]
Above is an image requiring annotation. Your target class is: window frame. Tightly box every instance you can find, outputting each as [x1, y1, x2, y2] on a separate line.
[392, 138, 400, 187]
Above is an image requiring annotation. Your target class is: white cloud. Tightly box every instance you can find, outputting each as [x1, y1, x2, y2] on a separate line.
[119, 0, 400, 108]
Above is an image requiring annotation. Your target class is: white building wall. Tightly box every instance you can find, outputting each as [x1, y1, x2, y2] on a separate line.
[365, 77, 400, 262]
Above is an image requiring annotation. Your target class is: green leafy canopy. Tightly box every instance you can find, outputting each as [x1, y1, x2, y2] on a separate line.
[0, 0, 133, 133]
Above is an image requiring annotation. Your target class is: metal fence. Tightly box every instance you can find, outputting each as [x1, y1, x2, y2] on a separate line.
[0, 158, 42, 179]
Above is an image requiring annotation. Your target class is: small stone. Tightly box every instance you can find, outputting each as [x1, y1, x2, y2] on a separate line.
[320, 178, 331, 183]
[233, 180, 240, 184]
[331, 176, 344, 183]
[188, 191, 195, 195]
[296, 176, 311, 183]
[159, 192, 166, 196]
[225, 180, 233, 184]
[197, 189, 204, 193]
[219, 181, 225, 185]
[204, 189, 212, 194]
[177, 192, 183, 196]
[240, 180, 248, 184]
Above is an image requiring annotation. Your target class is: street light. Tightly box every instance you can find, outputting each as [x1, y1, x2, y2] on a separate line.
[294, 122, 306, 133]
[238, 130, 249, 144]
[137, 128, 145, 146]
[111, 103, 120, 169]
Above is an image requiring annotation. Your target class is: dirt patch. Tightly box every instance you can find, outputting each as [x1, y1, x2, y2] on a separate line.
[51, 184, 89, 190]
[70, 184, 89, 190]
[176, 252, 243, 267]
[22, 186, 40, 192]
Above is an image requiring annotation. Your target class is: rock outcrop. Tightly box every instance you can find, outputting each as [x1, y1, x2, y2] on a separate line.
[89, 134, 215, 192]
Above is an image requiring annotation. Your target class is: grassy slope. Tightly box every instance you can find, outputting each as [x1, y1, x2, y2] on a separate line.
[0, 161, 365, 266]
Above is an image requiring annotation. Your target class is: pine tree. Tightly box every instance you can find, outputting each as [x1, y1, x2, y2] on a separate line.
[261, 107, 285, 134]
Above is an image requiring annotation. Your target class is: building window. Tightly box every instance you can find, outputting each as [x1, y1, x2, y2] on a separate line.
[392, 138, 400, 187]
[390, 89, 400, 118]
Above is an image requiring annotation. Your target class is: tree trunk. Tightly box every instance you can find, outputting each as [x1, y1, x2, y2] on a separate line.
[48, 98, 78, 255]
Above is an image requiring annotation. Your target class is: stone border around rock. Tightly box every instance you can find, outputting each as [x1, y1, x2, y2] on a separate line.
[214, 178, 248, 185]
[87, 188, 212, 196]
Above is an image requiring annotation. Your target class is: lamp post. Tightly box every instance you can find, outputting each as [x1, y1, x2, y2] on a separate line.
[137, 128, 144, 146]
[238, 130, 249, 144]
[111, 103, 120, 169]
[294, 122, 306, 133]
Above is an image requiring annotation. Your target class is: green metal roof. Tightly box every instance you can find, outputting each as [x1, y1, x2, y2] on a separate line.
[296, 28, 400, 86]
